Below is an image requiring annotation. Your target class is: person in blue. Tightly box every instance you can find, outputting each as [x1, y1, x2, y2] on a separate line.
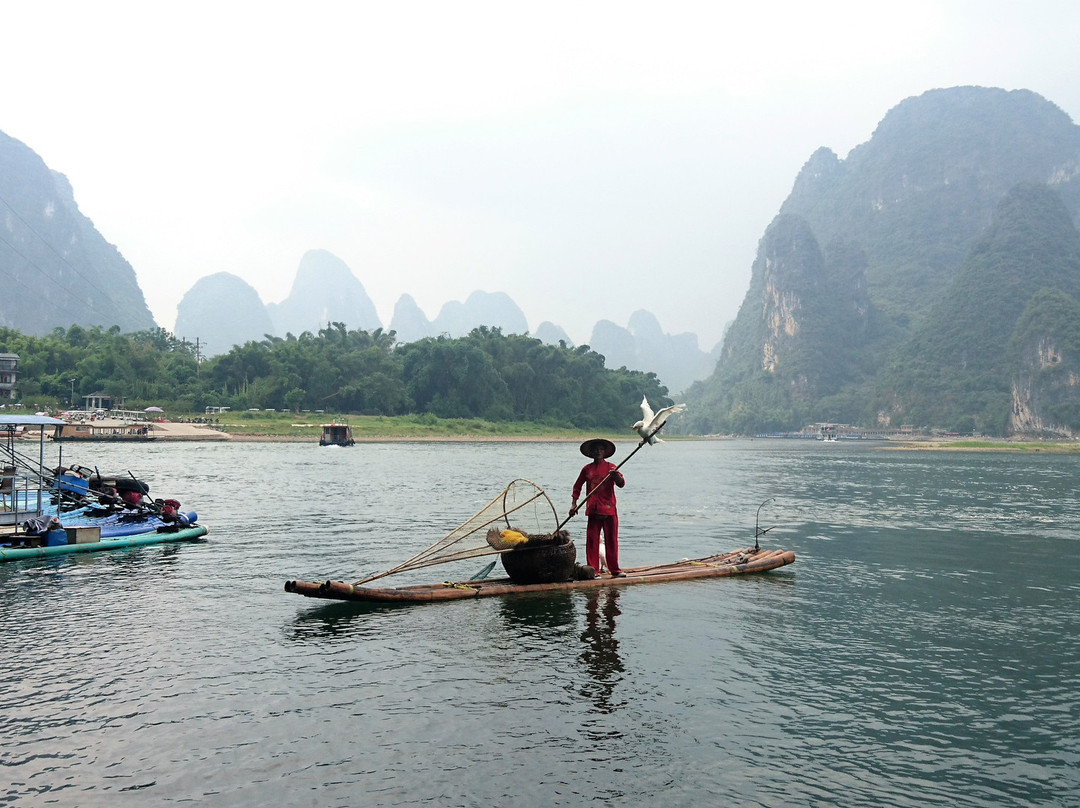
[570, 438, 626, 578]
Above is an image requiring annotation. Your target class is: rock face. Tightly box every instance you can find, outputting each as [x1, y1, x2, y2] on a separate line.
[1010, 331, 1077, 435]
[1008, 290, 1080, 437]
[888, 183, 1080, 434]
[266, 249, 382, 337]
[682, 86, 1080, 436]
[174, 273, 275, 356]
[0, 131, 156, 335]
[779, 87, 1080, 321]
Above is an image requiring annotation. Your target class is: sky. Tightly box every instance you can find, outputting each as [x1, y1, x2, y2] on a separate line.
[2, 1, 1079, 350]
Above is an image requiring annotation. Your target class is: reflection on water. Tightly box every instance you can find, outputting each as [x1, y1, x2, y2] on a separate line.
[287, 598, 420, 642]
[2, 439, 1079, 806]
[498, 591, 577, 629]
[579, 589, 624, 716]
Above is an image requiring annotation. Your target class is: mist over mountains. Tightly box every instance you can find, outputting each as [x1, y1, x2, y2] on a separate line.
[1, 126, 715, 395]
[173, 248, 716, 394]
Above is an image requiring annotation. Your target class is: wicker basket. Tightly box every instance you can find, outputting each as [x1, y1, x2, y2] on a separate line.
[500, 535, 577, 584]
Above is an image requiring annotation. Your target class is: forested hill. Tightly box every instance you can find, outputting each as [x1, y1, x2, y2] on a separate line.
[681, 86, 1080, 437]
[0, 324, 673, 431]
[885, 183, 1080, 433]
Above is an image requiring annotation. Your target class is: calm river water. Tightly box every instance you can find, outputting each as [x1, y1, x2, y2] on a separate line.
[2, 439, 1078, 807]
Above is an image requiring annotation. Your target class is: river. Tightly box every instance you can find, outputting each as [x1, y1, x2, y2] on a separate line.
[2, 439, 1078, 806]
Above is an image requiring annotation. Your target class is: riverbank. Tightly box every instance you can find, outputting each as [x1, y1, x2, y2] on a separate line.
[208, 413, 627, 443]
[888, 438, 1080, 452]
[220, 433, 585, 443]
[148, 419, 610, 443]
[131, 420, 1080, 451]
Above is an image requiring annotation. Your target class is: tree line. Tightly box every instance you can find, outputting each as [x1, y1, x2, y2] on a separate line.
[1, 323, 672, 430]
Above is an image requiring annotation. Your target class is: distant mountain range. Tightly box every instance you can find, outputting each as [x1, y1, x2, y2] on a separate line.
[15, 83, 1077, 430]
[0, 128, 717, 396]
[173, 248, 717, 394]
[681, 86, 1080, 437]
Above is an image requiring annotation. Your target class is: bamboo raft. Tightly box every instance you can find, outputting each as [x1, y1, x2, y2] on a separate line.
[284, 546, 795, 603]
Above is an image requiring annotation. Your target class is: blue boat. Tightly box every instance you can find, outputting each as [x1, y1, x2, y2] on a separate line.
[64, 508, 200, 537]
[2, 413, 209, 561]
[1, 523, 209, 562]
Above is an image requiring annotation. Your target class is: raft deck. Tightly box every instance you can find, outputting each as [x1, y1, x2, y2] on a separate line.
[285, 546, 795, 603]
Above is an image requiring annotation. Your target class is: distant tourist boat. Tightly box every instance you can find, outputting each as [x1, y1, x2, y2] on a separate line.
[52, 419, 156, 441]
[319, 423, 355, 446]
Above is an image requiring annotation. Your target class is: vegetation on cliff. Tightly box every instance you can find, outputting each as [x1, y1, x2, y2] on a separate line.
[880, 184, 1080, 433]
[682, 87, 1080, 436]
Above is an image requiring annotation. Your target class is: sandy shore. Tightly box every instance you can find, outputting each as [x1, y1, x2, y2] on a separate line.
[149, 421, 233, 440]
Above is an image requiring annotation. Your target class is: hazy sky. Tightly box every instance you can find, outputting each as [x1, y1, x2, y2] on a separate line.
[2, 1, 1078, 349]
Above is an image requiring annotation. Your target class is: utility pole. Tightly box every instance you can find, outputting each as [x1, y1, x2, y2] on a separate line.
[181, 337, 205, 377]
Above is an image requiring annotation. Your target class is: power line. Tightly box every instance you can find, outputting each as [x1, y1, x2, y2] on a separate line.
[0, 191, 134, 324]
[0, 234, 100, 326]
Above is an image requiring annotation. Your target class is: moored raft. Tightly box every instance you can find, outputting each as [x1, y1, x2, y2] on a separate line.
[1, 524, 209, 562]
[285, 546, 795, 603]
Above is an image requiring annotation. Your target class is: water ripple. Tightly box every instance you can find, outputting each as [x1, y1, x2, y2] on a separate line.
[2, 441, 1079, 805]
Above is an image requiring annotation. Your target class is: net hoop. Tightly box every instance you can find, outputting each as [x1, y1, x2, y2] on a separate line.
[354, 478, 560, 585]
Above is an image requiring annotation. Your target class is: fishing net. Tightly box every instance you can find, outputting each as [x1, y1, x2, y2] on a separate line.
[354, 478, 561, 585]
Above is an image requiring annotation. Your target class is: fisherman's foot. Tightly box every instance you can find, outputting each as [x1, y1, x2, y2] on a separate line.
[612, 571, 626, 578]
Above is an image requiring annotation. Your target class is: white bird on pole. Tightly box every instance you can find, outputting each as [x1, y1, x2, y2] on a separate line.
[632, 395, 687, 445]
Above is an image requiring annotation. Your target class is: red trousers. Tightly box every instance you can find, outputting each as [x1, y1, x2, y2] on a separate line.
[585, 513, 620, 574]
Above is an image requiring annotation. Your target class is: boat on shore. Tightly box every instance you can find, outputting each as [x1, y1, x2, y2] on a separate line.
[52, 418, 156, 441]
[319, 423, 355, 446]
[286, 546, 795, 603]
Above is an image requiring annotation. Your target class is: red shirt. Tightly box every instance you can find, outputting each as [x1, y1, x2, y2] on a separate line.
[572, 460, 624, 516]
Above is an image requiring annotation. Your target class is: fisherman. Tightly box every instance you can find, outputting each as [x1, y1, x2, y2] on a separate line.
[570, 438, 627, 578]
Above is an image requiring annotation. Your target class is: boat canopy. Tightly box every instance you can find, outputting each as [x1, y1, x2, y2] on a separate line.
[0, 415, 66, 427]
